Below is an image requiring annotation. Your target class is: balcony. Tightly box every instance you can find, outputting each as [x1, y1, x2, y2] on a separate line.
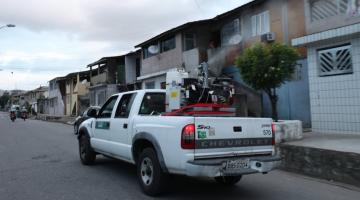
[91, 72, 107, 86]
[306, 0, 360, 34]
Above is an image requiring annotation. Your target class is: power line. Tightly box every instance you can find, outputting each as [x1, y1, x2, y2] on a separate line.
[194, 0, 202, 11]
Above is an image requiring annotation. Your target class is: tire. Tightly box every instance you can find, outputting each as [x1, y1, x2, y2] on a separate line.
[137, 148, 167, 196]
[215, 176, 242, 186]
[79, 134, 96, 165]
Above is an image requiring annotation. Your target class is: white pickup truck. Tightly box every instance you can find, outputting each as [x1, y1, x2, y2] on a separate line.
[78, 89, 281, 196]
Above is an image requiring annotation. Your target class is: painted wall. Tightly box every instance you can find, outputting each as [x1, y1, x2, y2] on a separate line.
[89, 84, 119, 106]
[48, 80, 65, 116]
[141, 34, 183, 75]
[262, 59, 312, 128]
[307, 36, 360, 134]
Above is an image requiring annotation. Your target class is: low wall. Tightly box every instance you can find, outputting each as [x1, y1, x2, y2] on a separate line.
[274, 120, 303, 144]
[280, 144, 360, 187]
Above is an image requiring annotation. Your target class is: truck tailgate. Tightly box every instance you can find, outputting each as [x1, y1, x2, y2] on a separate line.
[194, 117, 273, 159]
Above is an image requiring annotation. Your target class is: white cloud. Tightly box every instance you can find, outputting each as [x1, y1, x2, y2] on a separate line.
[0, 0, 252, 90]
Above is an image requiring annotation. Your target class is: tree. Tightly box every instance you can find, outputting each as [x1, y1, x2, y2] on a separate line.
[236, 42, 299, 121]
[0, 91, 10, 109]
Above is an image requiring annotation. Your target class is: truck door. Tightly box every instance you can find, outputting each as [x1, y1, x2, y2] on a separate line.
[108, 92, 137, 161]
[91, 95, 118, 152]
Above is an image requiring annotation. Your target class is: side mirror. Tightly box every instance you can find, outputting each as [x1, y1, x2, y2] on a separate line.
[87, 109, 98, 118]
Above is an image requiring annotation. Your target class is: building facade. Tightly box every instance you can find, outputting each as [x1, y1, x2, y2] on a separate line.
[293, 0, 360, 134]
[88, 56, 124, 106]
[48, 77, 66, 116]
[135, 0, 311, 124]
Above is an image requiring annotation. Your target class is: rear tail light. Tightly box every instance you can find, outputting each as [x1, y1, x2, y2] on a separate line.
[271, 123, 276, 145]
[181, 124, 195, 149]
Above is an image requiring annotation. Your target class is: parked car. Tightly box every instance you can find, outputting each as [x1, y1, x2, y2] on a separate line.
[74, 106, 100, 135]
[77, 90, 281, 196]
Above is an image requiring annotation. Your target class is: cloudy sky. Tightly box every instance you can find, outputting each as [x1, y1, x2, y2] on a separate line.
[0, 0, 251, 90]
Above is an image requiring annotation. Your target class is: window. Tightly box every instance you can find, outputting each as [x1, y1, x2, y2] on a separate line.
[145, 81, 155, 89]
[221, 18, 240, 46]
[318, 44, 353, 76]
[139, 93, 165, 115]
[115, 93, 136, 118]
[251, 11, 270, 36]
[143, 43, 159, 59]
[97, 95, 118, 118]
[161, 36, 176, 52]
[160, 82, 166, 89]
[183, 33, 196, 51]
[310, 0, 350, 22]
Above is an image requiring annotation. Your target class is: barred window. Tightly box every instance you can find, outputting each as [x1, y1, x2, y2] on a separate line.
[310, 0, 350, 22]
[318, 44, 353, 76]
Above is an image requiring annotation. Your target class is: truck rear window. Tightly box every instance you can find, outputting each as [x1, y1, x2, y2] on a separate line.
[139, 93, 165, 115]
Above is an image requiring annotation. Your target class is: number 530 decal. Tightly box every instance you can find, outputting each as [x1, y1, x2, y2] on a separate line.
[263, 130, 272, 136]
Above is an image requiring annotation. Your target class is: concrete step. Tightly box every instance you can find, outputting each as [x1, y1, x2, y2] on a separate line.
[280, 144, 360, 187]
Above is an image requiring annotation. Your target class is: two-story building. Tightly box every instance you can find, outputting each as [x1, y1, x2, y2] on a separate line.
[293, 0, 360, 134]
[135, 0, 311, 125]
[22, 86, 49, 114]
[60, 71, 90, 116]
[48, 77, 66, 116]
[87, 56, 125, 106]
[87, 53, 142, 106]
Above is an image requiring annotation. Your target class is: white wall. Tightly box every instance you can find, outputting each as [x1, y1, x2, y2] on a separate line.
[48, 81, 64, 116]
[141, 75, 166, 89]
[307, 36, 360, 134]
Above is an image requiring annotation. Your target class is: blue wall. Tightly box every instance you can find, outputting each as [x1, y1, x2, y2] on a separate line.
[223, 59, 311, 128]
[262, 59, 311, 128]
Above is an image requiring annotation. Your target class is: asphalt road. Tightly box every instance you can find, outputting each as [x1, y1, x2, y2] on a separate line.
[0, 112, 359, 200]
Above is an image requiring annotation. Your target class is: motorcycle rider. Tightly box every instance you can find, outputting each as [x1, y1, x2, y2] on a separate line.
[10, 109, 16, 122]
[21, 107, 28, 121]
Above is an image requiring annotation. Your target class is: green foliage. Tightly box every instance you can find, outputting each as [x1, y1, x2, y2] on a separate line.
[0, 92, 10, 109]
[236, 42, 299, 121]
[236, 42, 299, 91]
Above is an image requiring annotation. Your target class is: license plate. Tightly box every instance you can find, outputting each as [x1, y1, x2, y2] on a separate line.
[225, 159, 250, 170]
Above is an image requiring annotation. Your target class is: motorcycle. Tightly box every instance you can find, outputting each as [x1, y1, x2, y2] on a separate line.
[10, 111, 16, 122]
[21, 111, 27, 121]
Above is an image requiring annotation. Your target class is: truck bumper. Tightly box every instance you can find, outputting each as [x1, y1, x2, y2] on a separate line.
[185, 155, 281, 177]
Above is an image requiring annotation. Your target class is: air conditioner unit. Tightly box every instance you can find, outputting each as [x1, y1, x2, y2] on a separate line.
[261, 32, 276, 43]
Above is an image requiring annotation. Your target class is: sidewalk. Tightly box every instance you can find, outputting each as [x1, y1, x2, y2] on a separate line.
[280, 132, 360, 187]
[285, 132, 360, 153]
[33, 114, 76, 125]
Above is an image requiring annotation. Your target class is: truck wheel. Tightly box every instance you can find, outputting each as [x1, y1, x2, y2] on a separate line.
[137, 148, 167, 196]
[215, 176, 242, 186]
[79, 134, 96, 165]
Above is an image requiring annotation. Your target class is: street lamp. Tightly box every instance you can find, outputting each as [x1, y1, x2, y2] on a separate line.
[0, 24, 16, 29]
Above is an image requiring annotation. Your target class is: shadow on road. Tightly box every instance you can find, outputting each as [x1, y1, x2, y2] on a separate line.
[90, 156, 258, 199]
